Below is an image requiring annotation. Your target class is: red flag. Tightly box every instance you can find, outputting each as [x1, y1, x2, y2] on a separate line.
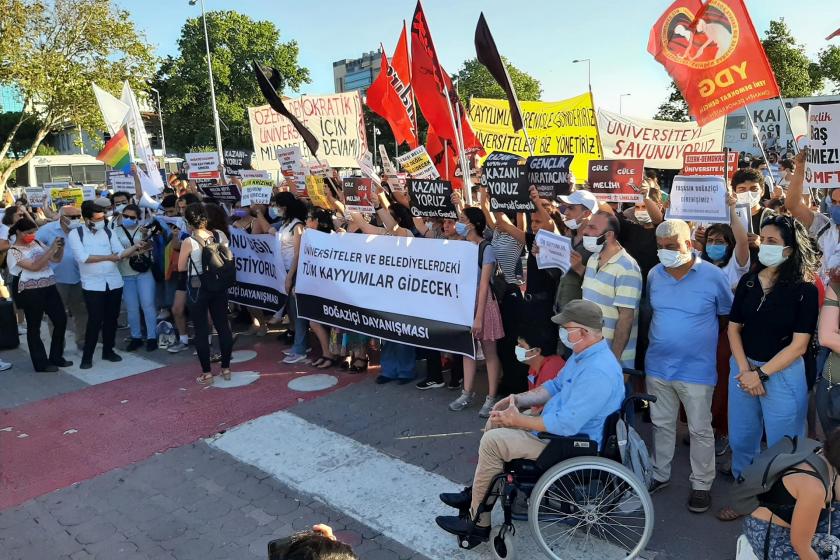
[426, 126, 462, 189]
[647, 0, 780, 126]
[410, 1, 482, 152]
[828, 27, 840, 41]
[366, 28, 418, 148]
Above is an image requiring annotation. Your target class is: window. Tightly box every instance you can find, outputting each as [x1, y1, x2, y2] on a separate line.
[50, 165, 71, 182]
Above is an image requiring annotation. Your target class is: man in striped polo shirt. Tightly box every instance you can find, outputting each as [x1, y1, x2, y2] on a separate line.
[577, 211, 642, 368]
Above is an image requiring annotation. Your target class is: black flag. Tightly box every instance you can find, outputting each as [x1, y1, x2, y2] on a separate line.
[252, 61, 320, 157]
[474, 13, 523, 132]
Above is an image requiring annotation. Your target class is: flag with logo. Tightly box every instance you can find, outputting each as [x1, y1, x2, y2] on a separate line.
[647, 0, 780, 126]
[366, 29, 418, 148]
[410, 1, 482, 151]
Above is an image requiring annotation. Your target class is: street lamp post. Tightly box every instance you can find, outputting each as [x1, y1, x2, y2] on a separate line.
[619, 93, 631, 115]
[572, 58, 591, 91]
[149, 86, 167, 161]
[189, 0, 224, 163]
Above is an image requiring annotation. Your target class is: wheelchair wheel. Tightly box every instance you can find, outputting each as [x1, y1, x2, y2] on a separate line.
[491, 524, 516, 560]
[527, 456, 653, 560]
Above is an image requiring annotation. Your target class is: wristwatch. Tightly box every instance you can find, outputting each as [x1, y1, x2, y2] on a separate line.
[754, 366, 770, 383]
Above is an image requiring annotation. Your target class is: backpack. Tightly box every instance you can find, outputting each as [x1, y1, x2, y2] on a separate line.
[75, 224, 112, 243]
[121, 226, 152, 273]
[188, 230, 236, 293]
[478, 240, 511, 302]
[156, 320, 176, 349]
[730, 436, 830, 516]
[616, 417, 653, 489]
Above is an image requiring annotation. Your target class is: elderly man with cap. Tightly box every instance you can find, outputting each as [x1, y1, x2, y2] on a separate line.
[554, 189, 599, 312]
[435, 299, 625, 542]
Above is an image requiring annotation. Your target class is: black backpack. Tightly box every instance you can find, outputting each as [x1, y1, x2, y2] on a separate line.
[189, 231, 236, 293]
[121, 226, 152, 273]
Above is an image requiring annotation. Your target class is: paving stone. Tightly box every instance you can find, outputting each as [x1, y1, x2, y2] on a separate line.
[144, 517, 189, 542]
[73, 520, 118, 545]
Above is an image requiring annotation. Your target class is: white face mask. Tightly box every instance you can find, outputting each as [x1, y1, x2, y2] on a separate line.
[91, 220, 106, 231]
[114, 204, 127, 214]
[64, 217, 80, 228]
[737, 190, 761, 207]
[635, 210, 651, 224]
[563, 218, 579, 230]
[758, 244, 788, 268]
[657, 248, 693, 268]
[582, 235, 605, 253]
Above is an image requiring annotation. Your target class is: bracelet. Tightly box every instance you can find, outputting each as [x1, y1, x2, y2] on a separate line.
[754, 366, 770, 383]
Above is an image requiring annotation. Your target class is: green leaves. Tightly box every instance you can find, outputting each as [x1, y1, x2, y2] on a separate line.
[153, 10, 310, 153]
[654, 82, 690, 122]
[453, 57, 542, 105]
[761, 18, 822, 98]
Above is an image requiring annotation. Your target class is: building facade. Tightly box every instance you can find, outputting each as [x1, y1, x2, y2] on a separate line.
[333, 51, 383, 94]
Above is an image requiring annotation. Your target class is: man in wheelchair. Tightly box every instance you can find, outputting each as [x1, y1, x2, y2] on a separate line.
[435, 299, 626, 541]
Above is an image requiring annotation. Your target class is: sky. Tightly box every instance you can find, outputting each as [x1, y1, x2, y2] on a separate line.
[117, 0, 839, 118]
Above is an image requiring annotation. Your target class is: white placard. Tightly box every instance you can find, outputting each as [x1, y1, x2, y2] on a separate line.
[240, 170, 273, 207]
[379, 145, 397, 176]
[186, 152, 221, 180]
[664, 175, 729, 224]
[24, 187, 47, 208]
[534, 230, 572, 272]
[108, 170, 135, 193]
[227, 229, 287, 312]
[805, 103, 840, 190]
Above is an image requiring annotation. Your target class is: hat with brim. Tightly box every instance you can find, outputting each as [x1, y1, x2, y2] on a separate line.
[551, 299, 603, 330]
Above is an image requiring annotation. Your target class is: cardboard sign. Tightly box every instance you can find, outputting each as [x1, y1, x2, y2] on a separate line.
[199, 184, 241, 204]
[482, 152, 533, 212]
[386, 172, 408, 193]
[534, 229, 572, 272]
[343, 177, 374, 214]
[240, 170, 274, 206]
[379, 145, 397, 176]
[407, 179, 457, 219]
[81, 185, 96, 201]
[805, 103, 840, 189]
[107, 170, 135, 193]
[49, 186, 83, 208]
[526, 155, 574, 199]
[248, 91, 367, 169]
[276, 146, 306, 192]
[305, 175, 330, 209]
[185, 152, 221, 180]
[24, 187, 47, 208]
[587, 159, 644, 203]
[665, 175, 729, 224]
[223, 149, 253, 178]
[307, 162, 330, 177]
[395, 146, 440, 180]
[683, 152, 739, 181]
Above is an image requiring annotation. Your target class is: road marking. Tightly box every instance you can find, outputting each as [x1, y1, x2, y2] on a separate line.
[208, 410, 558, 560]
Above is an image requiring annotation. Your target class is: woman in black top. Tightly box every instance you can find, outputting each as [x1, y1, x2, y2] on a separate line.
[743, 428, 840, 559]
[727, 215, 820, 481]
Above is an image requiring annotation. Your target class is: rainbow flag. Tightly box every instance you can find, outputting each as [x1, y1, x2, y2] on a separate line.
[96, 128, 131, 173]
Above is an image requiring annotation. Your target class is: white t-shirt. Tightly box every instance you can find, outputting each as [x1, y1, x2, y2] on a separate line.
[7, 242, 55, 290]
[277, 219, 302, 272]
[721, 253, 750, 291]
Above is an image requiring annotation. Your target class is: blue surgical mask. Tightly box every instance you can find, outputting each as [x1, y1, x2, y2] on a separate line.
[455, 222, 469, 236]
[268, 207, 282, 220]
[122, 218, 137, 229]
[515, 346, 532, 363]
[830, 205, 840, 225]
[705, 243, 727, 262]
[558, 328, 573, 349]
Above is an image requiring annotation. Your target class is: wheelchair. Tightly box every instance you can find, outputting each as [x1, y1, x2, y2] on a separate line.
[454, 369, 656, 560]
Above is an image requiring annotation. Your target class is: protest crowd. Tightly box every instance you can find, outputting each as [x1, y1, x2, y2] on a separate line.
[4, 1, 840, 559]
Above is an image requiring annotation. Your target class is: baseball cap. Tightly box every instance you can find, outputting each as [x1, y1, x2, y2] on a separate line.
[93, 197, 112, 210]
[557, 190, 598, 213]
[551, 299, 603, 330]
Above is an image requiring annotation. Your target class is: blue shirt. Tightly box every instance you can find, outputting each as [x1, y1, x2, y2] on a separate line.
[645, 257, 733, 386]
[35, 221, 80, 285]
[541, 339, 625, 447]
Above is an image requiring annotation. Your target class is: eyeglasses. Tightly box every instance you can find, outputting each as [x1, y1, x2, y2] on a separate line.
[122, 215, 138, 220]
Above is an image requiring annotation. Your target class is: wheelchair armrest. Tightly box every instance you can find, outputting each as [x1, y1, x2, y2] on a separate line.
[622, 368, 645, 378]
[537, 432, 587, 441]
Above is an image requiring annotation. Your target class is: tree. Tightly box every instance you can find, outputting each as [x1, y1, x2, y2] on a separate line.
[762, 18, 822, 97]
[654, 82, 690, 122]
[0, 0, 155, 193]
[0, 112, 46, 158]
[818, 45, 840, 94]
[453, 57, 542, 104]
[154, 11, 310, 154]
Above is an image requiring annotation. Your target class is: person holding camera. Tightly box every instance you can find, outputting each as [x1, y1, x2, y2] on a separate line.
[6, 217, 71, 372]
[115, 204, 157, 352]
[68, 200, 147, 370]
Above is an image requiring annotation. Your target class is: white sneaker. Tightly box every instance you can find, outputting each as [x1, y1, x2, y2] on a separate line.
[167, 341, 189, 353]
[0, 360, 11, 372]
[282, 353, 308, 364]
[449, 391, 476, 411]
[478, 396, 499, 418]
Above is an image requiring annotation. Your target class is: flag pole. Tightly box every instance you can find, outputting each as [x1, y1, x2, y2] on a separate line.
[403, 20, 420, 146]
[452, 92, 474, 203]
[744, 107, 776, 190]
[442, 81, 472, 205]
[776, 96, 800, 155]
[444, 140, 449, 177]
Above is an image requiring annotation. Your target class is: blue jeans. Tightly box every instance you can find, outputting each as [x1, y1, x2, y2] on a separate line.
[292, 316, 309, 356]
[123, 272, 157, 340]
[379, 341, 416, 380]
[728, 356, 807, 478]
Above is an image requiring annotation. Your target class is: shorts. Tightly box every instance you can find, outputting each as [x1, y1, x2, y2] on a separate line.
[176, 271, 186, 291]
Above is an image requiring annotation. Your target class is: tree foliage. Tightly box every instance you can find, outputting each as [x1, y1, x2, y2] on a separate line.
[818, 45, 840, 94]
[153, 11, 310, 154]
[761, 18, 822, 97]
[0, 0, 154, 191]
[654, 82, 690, 122]
[453, 57, 542, 104]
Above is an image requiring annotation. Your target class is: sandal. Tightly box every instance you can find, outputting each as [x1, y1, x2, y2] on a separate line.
[310, 357, 328, 368]
[317, 357, 337, 369]
[221, 369, 231, 381]
[716, 507, 744, 522]
[349, 358, 369, 373]
[196, 373, 214, 385]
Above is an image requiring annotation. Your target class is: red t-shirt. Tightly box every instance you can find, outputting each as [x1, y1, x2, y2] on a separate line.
[528, 355, 567, 414]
